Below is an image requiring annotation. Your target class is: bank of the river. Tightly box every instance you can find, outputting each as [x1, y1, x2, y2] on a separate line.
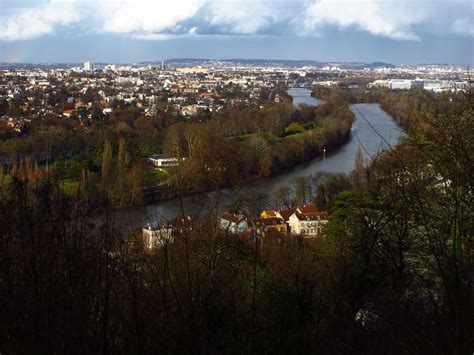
[107, 89, 404, 230]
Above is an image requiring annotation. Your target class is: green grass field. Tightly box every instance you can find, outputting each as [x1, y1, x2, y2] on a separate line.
[228, 122, 320, 143]
[151, 168, 169, 182]
[60, 178, 80, 196]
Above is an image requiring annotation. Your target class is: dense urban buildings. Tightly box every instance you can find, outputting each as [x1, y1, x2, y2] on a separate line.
[0, 60, 470, 140]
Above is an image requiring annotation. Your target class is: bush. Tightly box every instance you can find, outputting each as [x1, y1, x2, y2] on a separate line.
[284, 122, 304, 136]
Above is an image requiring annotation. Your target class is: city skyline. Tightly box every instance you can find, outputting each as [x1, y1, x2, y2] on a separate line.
[0, 0, 473, 65]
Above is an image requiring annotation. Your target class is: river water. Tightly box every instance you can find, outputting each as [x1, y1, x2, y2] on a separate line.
[109, 88, 404, 230]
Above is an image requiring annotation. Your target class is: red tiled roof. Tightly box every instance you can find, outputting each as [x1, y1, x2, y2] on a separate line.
[294, 211, 328, 221]
[221, 212, 245, 224]
[200, 93, 220, 98]
[279, 209, 296, 222]
[299, 204, 319, 214]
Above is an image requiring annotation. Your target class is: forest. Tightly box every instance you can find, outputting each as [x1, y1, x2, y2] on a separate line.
[0, 88, 471, 354]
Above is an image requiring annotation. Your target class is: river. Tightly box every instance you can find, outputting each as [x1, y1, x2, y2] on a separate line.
[109, 88, 405, 230]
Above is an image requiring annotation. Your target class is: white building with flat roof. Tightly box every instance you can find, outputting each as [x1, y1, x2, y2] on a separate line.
[148, 154, 180, 167]
[388, 80, 413, 90]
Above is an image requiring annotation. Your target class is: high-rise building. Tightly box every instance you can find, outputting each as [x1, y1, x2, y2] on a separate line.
[84, 61, 94, 71]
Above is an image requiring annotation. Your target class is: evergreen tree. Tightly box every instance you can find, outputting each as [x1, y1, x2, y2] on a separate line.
[101, 140, 113, 196]
[117, 137, 129, 176]
[117, 137, 130, 205]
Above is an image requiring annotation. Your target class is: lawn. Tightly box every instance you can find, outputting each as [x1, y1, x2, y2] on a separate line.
[228, 122, 319, 143]
[60, 178, 80, 196]
[151, 168, 169, 183]
[0, 174, 12, 187]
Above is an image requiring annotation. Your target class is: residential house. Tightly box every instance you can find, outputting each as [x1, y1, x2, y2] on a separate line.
[260, 210, 279, 219]
[142, 222, 173, 249]
[278, 208, 296, 223]
[220, 212, 249, 234]
[181, 104, 198, 116]
[288, 204, 328, 237]
[63, 109, 75, 118]
[261, 217, 287, 234]
[260, 210, 287, 234]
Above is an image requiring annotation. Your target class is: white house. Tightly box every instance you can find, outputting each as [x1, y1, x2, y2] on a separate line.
[220, 212, 249, 234]
[181, 104, 199, 117]
[288, 204, 328, 237]
[142, 222, 173, 249]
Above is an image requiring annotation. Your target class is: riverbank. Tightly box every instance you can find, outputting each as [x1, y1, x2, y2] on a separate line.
[138, 129, 353, 206]
[310, 86, 441, 135]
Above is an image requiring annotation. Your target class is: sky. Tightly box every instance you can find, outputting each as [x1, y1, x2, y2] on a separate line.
[0, 0, 473, 64]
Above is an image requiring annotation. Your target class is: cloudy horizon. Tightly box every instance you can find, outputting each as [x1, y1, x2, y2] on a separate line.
[0, 0, 473, 64]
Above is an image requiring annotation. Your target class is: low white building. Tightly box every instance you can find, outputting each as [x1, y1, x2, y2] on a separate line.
[388, 80, 413, 90]
[148, 154, 180, 167]
[367, 80, 389, 89]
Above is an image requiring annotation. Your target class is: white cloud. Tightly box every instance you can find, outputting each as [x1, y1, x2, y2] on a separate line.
[0, 0, 471, 42]
[452, 18, 474, 36]
[129, 33, 175, 41]
[97, 0, 207, 35]
[205, 1, 287, 34]
[130, 27, 199, 41]
[97, 0, 287, 37]
[303, 0, 427, 41]
[0, 0, 81, 41]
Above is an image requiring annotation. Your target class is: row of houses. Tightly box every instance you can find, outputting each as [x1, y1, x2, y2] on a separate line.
[142, 203, 328, 250]
[220, 204, 328, 238]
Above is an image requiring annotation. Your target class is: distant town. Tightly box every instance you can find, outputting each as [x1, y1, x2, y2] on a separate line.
[0, 59, 470, 141]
